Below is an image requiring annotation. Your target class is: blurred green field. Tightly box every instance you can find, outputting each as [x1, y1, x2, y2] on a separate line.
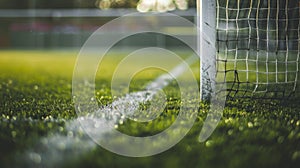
[0, 50, 300, 168]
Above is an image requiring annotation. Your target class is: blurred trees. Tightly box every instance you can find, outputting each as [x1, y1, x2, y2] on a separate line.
[0, 0, 95, 9]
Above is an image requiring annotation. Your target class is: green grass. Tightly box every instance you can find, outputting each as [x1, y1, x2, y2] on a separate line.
[0, 50, 300, 168]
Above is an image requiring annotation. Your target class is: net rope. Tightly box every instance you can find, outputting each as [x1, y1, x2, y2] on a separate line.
[215, 0, 300, 99]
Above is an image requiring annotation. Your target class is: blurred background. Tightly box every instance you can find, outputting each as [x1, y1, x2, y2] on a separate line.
[0, 0, 197, 50]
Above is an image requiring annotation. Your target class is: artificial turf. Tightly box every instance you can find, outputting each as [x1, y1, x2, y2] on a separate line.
[0, 50, 300, 168]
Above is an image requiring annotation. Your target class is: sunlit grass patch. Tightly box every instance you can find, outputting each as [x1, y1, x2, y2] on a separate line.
[0, 50, 299, 168]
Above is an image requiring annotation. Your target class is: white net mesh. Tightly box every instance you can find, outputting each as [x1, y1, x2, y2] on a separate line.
[215, 0, 300, 99]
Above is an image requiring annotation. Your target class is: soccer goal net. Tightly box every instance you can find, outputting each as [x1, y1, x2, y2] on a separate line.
[199, 0, 300, 100]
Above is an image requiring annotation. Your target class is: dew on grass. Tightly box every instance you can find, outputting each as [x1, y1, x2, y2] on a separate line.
[57, 141, 66, 151]
[11, 131, 17, 138]
[41, 138, 48, 145]
[67, 131, 73, 138]
[205, 140, 213, 147]
[288, 131, 295, 139]
[292, 151, 300, 160]
[58, 126, 64, 132]
[47, 122, 53, 129]
[227, 129, 233, 136]
[185, 145, 192, 152]
[93, 121, 99, 128]
[247, 122, 254, 128]
[28, 152, 41, 164]
[45, 115, 53, 121]
[253, 119, 260, 125]
[225, 117, 233, 124]
[277, 136, 284, 144]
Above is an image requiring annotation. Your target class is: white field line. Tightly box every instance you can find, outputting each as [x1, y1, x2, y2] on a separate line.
[19, 55, 198, 167]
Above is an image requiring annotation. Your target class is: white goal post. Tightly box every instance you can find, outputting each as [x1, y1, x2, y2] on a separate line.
[198, 0, 300, 100]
